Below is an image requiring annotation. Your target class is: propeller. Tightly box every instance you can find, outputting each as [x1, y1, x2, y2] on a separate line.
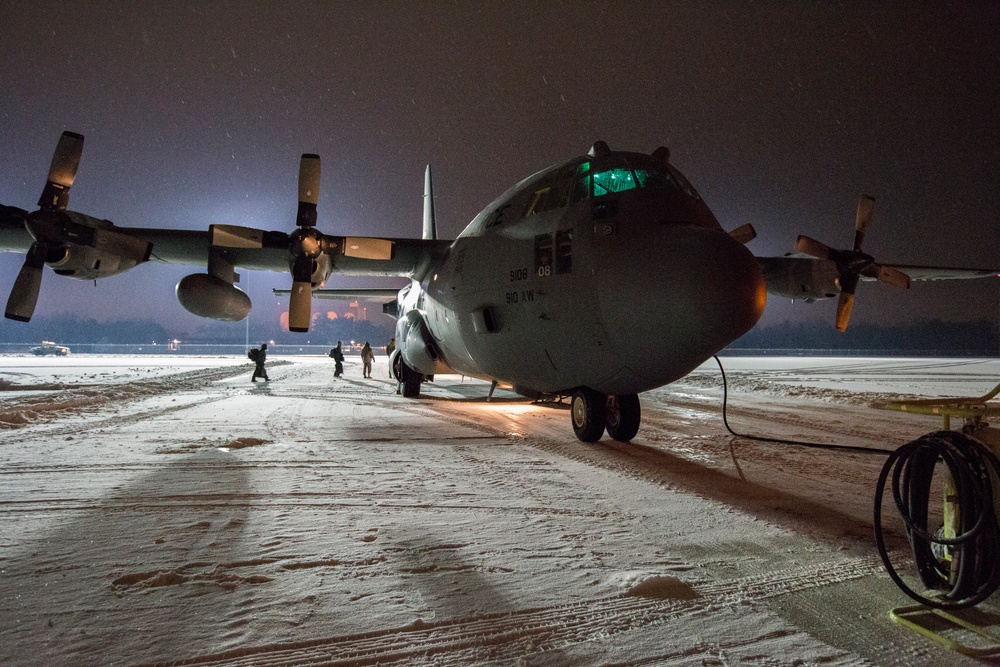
[210, 152, 394, 333]
[287, 154, 324, 332]
[5, 131, 84, 322]
[794, 194, 911, 332]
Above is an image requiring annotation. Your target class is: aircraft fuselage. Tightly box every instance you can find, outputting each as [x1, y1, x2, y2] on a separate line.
[396, 147, 767, 400]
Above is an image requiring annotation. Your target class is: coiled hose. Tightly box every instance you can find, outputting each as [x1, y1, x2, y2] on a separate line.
[874, 430, 1000, 609]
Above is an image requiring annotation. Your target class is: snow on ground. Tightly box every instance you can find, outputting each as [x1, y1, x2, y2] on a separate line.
[1, 354, 999, 666]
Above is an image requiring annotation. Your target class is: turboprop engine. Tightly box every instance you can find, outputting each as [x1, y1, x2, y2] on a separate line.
[4, 132, 153, 321]
[758, 256, 840, 302]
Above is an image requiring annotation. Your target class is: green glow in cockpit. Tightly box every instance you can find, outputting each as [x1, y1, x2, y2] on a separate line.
[592, 168, 637, 196]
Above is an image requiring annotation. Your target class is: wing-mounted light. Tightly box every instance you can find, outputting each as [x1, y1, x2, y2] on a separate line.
[794, 194, 911, 331]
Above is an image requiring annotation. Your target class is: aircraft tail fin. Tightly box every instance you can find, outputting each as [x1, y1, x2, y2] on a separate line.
[422, 165, 436, 240]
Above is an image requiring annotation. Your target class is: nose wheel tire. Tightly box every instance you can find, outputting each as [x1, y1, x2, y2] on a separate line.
[606, 393, 640, 442]
[400, 359, 422, 398]
[571, 387, 607, 442]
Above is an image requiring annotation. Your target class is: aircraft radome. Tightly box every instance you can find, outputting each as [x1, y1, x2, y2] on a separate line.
[2, 132, 998, 441]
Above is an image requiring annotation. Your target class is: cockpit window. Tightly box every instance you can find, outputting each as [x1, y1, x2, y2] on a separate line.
[524, 164, 577, 217]
[666, 164, 699, 199]
[592, 167, 637, 196]
[633, 167, 669, 189]
[584, 157, 695, 200]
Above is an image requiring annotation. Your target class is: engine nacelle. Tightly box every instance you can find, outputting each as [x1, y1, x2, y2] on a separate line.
[758, 256, 840, 301]
[396, 309, 453, 376]
[311, 253, 333, 287]
[32, 210, 152, 280]
[175, 273, 251, 321]
[48, 243, 141, 280]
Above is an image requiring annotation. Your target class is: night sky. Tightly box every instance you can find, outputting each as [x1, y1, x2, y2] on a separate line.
[1, 1, 998, 336]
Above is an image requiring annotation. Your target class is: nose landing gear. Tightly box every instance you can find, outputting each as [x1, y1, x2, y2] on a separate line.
[606, 393, 641, 442]
[570, 388, 641, 442]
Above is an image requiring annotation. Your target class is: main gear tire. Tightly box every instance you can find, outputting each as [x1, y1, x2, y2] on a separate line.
[606, 393, 640, 442]
[571, 387, 607, 442]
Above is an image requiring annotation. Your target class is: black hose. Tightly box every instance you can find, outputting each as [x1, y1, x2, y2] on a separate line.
[873, 430, 1000, 609]
[712, 355, 889, 456]
[712, 356, 1000, 608]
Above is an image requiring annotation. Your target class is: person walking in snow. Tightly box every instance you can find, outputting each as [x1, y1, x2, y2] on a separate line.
[361, 342, 375, 378]
[386, 337, 396, 378]
[330, 341, 344, 378]
[250, 343, 269, 382]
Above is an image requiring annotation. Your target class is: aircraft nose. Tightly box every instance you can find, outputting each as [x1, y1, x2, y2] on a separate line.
[593, 225, 766, 391]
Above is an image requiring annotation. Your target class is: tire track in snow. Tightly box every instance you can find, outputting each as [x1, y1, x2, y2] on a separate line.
[408, 401, 892, 547]
[0, 364, 254, 440]
[132, 555, 884, 667]
[0, 494, 624, 519]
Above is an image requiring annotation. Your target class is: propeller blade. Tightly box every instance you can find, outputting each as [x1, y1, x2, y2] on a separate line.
[288, 255, 314, 332]
[1, 205, 29, 229]
[5, 244, 46, 322]
[853, 194, 874, 250]
[835, 291, 855, 332]
[297, 154, 321, 228]
[728, 223, 757, 245]
[288, 281, 313, 332]
[38, 131, 84, 211]
[794, 235, 832, 260]
[874, 264, 912, 289]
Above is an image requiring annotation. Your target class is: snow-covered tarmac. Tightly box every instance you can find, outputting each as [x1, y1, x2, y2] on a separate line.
[2, 354, 999, 666]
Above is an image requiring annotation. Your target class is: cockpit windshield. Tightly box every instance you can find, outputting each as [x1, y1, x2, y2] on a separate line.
[461, 151, 705, 237]
[584, 157, 698, 200]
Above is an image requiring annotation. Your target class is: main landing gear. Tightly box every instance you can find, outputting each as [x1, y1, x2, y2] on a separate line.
[570, 387, 640, 442]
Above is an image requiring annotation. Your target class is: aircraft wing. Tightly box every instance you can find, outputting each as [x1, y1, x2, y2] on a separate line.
[274, 287, 401, 302]
[1, 211, 452, 277]
[128, 227, 291, 271]
[759, 254, 999, 302]
[139, 227, 450, 278]
[867, 264, 999, 282]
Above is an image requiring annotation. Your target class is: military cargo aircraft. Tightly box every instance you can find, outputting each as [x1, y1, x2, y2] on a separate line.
[2, 132, 997, 440]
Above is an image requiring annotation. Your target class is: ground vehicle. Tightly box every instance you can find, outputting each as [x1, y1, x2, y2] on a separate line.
[29, 341, 70, 356]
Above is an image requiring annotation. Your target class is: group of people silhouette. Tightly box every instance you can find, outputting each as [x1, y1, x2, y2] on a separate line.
[329, 338, 396, 379]
[249, 338, 398, 383]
